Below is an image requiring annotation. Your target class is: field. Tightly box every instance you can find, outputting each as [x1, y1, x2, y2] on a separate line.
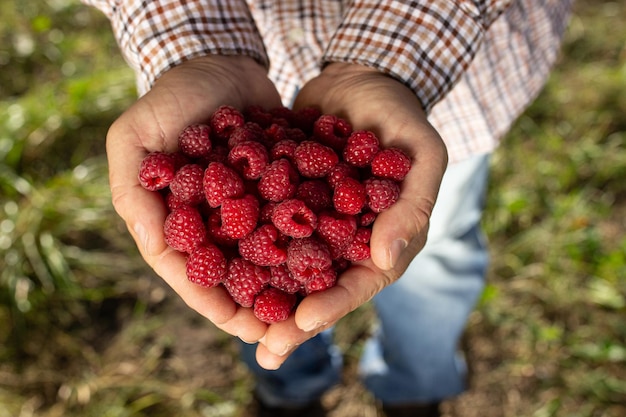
[1, 1, 625, 416]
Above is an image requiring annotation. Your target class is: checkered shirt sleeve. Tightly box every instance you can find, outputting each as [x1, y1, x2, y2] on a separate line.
[82, 0, 268, 95]
[323, 0, 513, 113]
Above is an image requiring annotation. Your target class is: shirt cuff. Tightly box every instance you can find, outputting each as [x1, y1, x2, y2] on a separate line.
[85, 0, 268, 95]
[322, 0, 509, 113]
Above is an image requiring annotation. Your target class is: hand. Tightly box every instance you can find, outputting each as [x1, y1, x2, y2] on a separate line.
[107, 55, 282, 343]
[253, 63, 449, 369]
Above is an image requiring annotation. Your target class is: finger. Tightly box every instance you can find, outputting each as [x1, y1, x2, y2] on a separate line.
[293, 263, 388, 333]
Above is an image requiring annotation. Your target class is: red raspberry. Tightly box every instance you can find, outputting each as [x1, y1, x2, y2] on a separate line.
[343, 130, 380, 167]
[169, 163, 205, 205]
[295, 180, 332, 213]
[285, 127, 307, 143]
[203, 162, 244, 208]
[270, 139, 298, 162]
[343, 240, 371, 262]
[228, 122, 264, 149]
[333, 177, 366, 215]
[228, 140, 269, 180]
[210, 105, 245, 141]
[294, 141, 339, 178]
[316, 211, 357, 255]
[312, 114, 352, 151]
[271, 199, 317, 238]
[244, 105, 273, 128]
[269, 106, 295, 125]
[259, 201, 278, 224]
[138, 151, 176, 191]
[204, 145, 230, 164]
[220, 194, 260, 239]
[263, 123, 288, 146]
[186, 243, 228, 287]
[253, 287, 298, 323]
[371, 148, 412, 181]
[302, 268, 337, 295]
[364, 178, 400, 213]
[353, 226, 372, 244]
[269, 264, 302, 294]
[206, 211, 239, 247]
[326, 162, 360, 190]
[238, 224, 288, 266]
[224, 257, 270, 307]
[178, 124, 212, 158]
[359, 210, 377, 227]
[286, 237, 332, 283]
[163, 206, 207, 253]
[292, 106, 322, 134]
[165, 191, 187, 211]
[258, 158, 299, 202]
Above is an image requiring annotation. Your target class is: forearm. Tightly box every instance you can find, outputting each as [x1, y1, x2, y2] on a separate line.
[322, 0, 512, 112]
[82, 0, 268, 95]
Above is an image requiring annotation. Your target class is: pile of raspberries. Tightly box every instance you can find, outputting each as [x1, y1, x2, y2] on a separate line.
[138, 105, 411, 324]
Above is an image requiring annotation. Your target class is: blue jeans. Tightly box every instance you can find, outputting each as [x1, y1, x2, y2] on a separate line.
[240, 153, 491, 406]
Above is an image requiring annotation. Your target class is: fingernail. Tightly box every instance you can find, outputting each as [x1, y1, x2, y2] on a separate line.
[279, 343, 299, 356]
[301, 320, 327, 333]
[133, 222, 149, 253]
[389, 238, 408, 269]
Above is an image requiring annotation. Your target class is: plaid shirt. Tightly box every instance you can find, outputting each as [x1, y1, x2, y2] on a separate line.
[85, 0, 572, 164]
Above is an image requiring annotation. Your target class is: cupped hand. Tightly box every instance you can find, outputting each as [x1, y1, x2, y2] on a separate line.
[253, 63, 449, 369]
[107, 55, 282, 343]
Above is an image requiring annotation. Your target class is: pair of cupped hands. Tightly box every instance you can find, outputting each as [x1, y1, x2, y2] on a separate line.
[107, 55, 448, 369]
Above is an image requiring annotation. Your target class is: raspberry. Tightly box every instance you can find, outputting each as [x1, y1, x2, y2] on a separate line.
[169, 163, 205, 205]
[303, 268, 337, 295]
[343, 130, 380, 167]
[220, 194, 260, 239]
[294, 141, 339, 178]
[364, 178, 400, 213]
[263, 123, 288, 146]
[206, 211, 239, 247]
[227, 122, 264, 149]
[295, 180, 332, 213]
[238, 224, 288, 266]
[253, 287, 298, 324]
[186, 244, 228, 287]
[316, 211, 357, 255]
[333, 177, 366, 215]
[163, 206, 207, 253]
[271, 199, 317, 238]
[138, 151, 176, 191]
[165, 191, 187, 211]
[259, 201, 278, 224]
[258, 158, 299, 202]
[228, 140, 269, 180]
[343, 227, 372, 262]
[343, 240, 371, 262]
[286, 237, 332, 282]
[270, 139, 298, 162]
[285, 127, 307, 143]
[203, 162, 244, 208]
[326, 162, 360, 190]
[371, 148, 412, 181]
[204, 145, 230, 164]
[210, 105, 245, 141]
[312, 114, 352, 151]
[292, 107, 322, 134]
[244, 105, 273, 128]
[178, 124, 212, 158]
[269, 106, 295, 125]
[359, 210, 377, 227]
[269, 264, 302, 294]
[224, 257, 270, 307]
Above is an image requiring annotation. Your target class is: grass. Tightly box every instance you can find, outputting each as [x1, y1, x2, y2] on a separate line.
[0, 1, 625, 416]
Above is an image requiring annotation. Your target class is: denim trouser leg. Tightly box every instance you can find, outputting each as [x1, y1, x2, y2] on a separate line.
[360, 153, 490, 403]
[240, 153, 491, 406]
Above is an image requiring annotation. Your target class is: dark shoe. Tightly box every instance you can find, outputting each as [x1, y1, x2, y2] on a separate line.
[251, 396, 327, 417]
[381, 402, 441, 417]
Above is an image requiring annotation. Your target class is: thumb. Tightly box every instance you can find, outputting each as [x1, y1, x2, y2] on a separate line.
[369, 142, 447, 273]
